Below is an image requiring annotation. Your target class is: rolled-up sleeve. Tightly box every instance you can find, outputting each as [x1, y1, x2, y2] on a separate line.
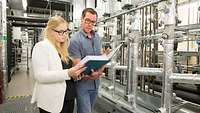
[68, 36, 82, 59]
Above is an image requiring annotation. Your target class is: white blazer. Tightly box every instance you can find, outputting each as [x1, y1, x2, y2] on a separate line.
[31, 39, 71, 113]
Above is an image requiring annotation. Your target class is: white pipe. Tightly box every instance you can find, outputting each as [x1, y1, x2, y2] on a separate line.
[170, 74, 200, 84]
[136, 67, 163, 76]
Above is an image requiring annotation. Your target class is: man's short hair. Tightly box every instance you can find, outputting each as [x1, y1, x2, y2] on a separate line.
[82, 8, 98, 18]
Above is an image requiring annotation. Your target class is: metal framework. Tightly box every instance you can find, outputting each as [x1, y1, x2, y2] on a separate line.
[98, 0, 200, 113]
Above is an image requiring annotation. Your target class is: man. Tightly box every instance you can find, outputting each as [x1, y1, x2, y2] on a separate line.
[68, 8, 105, 113]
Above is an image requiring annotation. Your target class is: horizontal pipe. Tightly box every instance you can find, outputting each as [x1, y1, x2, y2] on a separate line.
[7, 15, 48, 23]
[110, 65, 163, 76]
[12, 22, 46, 27]
[136, 67, 163, 76]
[152, 84, 200, 105]
[98, 0, 164, 22]
[113, 65, 127, 70]
[170, 74, 200, 84]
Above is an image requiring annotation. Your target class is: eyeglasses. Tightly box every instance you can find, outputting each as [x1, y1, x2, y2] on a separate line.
[52, 29, 71, 36]
[84, 18, 96, 26]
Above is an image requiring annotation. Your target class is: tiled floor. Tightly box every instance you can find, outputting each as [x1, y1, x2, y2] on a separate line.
[7, 65, 34, 98]
[5, 61, 99, 113]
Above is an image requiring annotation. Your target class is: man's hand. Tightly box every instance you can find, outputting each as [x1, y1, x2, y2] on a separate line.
[82, 65, 105, 80]
[102, 47, 112, 55]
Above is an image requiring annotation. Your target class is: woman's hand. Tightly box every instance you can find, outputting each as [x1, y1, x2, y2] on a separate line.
[68, 63, 85, 79]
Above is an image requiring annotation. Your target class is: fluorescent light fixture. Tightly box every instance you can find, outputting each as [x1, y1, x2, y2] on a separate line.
[22, 0, 27, 10]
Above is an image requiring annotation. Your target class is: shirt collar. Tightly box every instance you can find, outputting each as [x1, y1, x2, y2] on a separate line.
[79, 28, 95, 38]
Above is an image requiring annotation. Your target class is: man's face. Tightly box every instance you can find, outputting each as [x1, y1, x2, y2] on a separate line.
[81, 12, 97, 33]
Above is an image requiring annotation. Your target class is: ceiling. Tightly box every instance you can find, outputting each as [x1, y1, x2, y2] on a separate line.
[8, 0, 72, 15]
[27, 0, 71, 12]
[7, 0, 73, 27]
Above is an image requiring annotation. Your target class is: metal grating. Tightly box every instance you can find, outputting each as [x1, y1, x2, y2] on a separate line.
[0, 96, 39, 113]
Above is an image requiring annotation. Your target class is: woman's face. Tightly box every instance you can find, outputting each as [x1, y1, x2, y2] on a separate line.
[52, 24, 69, 43]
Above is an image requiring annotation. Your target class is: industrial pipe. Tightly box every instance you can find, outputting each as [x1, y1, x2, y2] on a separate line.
[136, 67, 163, 76]
[170, 74, 200, 84]
[98, 0, 165, 22]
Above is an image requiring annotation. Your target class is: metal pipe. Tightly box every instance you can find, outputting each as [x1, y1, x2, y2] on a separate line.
[142, 6, 148, 91]
[11, 22, 46, 27]
[152, 5, 159, 69]
[112, 65, 164, 77]
[132, 31, 140, 108]
[112, 66, 117, 97]
[161, 0, 177, 112]
[114, 65, 127, 70]
[140, 7, 145, 91]
[170, 74, 200, 84]
[26, 47, 29, 71]
[121, 14, 126, 85]
[1, 0, 8, 103]
[98, 0, 165, 23]
[126, 34, 133, 95]
[148, 5, 153, 93]
[136, 67, 163, 76]
[162, 31, 175, 113]
[7, 15, 48, 23]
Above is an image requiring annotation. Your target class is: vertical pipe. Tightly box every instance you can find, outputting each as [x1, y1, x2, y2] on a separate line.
[161, 0, 176, 113]
[162, 29, 174, 113]
[126, 34, 133, 95]
[110, 18, 118, 93]
[148, 5, 152, 93]
[121, 14, 126, 84]
[111, 64, 116, 97]
[65, 3, 69, 21]
[85, 0, 87, 8]
[152, 5, 158, 67]
[127, 10, 140, 108]
[1, 0, 7, 103]
[152, 4, 159, 95]
[121, 37, 125, 84]
[186, 0, 191, 73]
[27, 47, 29, 71]
[0, 0, 3, 104]
[49, 1, 51, 17]
[132, 31, 140, 109]
[186, 30, 189, 73]
[140, 8, 145, 91]
[142, 6, 148, 91]
[144, 6, 148, 67]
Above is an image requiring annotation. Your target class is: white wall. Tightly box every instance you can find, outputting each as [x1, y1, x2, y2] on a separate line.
[96, 0, 104, 18]
[73, 0, 97, 27]
[86, 0, 95, 8]
[177, 1, 200, 52]
[73, 0, 85, 20]
[178, 0, 200, 25]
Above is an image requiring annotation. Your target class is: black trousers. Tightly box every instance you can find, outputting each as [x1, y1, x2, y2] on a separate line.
[39, 99, 74, 113]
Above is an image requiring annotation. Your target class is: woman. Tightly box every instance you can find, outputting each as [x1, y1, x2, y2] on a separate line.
[31, 16, 85, 113]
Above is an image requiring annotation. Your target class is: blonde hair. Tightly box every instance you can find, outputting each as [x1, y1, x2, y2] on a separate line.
[44, 15, 69, 63]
